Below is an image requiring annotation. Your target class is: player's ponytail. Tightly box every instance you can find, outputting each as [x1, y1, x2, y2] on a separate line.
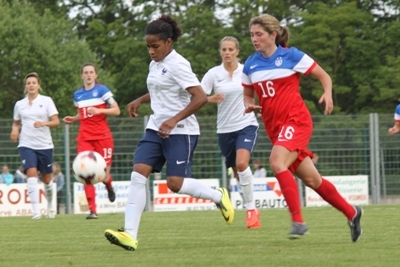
[146, 15, 182, 42]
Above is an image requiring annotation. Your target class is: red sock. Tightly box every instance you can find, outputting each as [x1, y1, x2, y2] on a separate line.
[84, 185, 96, 213]
[275, 170, 303, 223]
[315, 178, 356, 220]
[103, 173, 113, 190]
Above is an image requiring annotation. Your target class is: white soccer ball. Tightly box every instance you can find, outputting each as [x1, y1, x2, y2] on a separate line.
[72, 151, 107, 185]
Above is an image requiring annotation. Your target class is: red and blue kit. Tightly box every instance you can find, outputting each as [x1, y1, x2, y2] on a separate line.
[242, 46, 316, 152]
[73, 84, 115, 141]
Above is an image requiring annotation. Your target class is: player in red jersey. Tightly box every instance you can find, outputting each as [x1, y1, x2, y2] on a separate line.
[63, 62, 120, 219]
[243, 14, 363, 242]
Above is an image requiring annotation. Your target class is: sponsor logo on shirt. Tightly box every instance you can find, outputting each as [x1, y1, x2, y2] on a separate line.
[162, 68, 167, 75]
[250, 64, 258, 69]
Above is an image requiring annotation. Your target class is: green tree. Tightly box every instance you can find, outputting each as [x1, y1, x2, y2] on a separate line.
[0, 0, 103, 117]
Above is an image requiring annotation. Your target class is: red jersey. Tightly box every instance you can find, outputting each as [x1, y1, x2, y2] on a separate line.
[242, 46, 316, 139]
[73, 84, 114, 141]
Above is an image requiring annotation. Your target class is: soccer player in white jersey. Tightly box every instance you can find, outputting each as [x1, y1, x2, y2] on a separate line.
[10, 72, 60, 219]
[104, 15, 234, 251]
[242, 14, 362, 242]
[201, 36, 260, 228]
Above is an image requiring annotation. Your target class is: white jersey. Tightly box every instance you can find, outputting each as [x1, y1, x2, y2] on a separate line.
[13, 94, 58, 149]
[146, 50, 201, 135]
[201, 63, 258, 133]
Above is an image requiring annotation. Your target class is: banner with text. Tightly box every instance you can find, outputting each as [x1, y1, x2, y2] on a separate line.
[230, 178, 287, 209]
[0, 183, 57, 217]
[73, 181, 130, 214]
[305, 175, 369, 207]
[153, 179, 220, 212]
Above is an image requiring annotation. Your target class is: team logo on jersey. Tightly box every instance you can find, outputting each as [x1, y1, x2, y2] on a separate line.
[275, 57, 283, 67]
[92, 90, 98, 97]
[162, 68, 167, 75]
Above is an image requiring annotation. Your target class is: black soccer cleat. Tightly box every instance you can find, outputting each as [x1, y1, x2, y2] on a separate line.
[348, 206, 363, 242]
[107, 187, 116, 202]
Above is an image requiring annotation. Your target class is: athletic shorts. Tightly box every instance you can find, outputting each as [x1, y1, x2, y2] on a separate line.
[19, 147, 53, 174]
[271, 119, 314, 173]
[77, 138, 114, 166]
[218, 125, 258, 168]
[133, 129, 198, 177]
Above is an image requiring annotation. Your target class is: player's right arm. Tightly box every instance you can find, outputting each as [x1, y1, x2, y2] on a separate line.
[63, 113, 80, 124]
[127, 93, 150, 118]
[10, 120, 20, 143]
[244, 87, 261, 114]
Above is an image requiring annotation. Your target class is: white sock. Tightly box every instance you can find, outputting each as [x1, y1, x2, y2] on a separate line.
[178, 178, 222, 203]
[44, 180, 54, 209]
[238, 167, 255, 210]
[125, 172, 147, 240]
[236, 180, 245, 207]
[27, 178, 40, 216]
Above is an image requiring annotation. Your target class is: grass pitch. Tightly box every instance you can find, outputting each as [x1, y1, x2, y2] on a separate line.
[1, 205, 399, 267]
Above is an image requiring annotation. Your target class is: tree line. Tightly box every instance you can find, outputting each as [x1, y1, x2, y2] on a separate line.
[0, 0, 399, 119]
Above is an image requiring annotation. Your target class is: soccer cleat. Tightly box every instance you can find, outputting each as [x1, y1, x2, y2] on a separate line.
[348, 205, 363, 242]
[107, 187, 116, 202]
[105, 229, 138, 251]
[246, 209, 261, 229]
[86, 212, 98, 219]
[46, 209, 56, 219]
[288, 222, 309, 239]
[32, 214, 41, 220]
[215, 187, 235, 225]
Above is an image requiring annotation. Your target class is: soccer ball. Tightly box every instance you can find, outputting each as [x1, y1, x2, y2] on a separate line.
[73, 151, 107, 185]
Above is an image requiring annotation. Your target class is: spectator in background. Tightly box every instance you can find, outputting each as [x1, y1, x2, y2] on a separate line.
[52, 162, 65, 214]
[14, 165, 27, 183]
[1, 165, 14, 185]
[253, 158, 267, 178]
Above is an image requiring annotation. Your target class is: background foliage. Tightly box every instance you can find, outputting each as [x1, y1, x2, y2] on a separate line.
[0, 0, 399, 118]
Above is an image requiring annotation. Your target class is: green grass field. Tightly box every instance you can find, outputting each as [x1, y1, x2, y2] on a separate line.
[1, 205, 399, 267]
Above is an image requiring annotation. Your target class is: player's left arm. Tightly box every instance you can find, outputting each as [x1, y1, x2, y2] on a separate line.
[34, 114, 60, 128]
[310, 64, 333, 115]
[88, 97, 121, 116]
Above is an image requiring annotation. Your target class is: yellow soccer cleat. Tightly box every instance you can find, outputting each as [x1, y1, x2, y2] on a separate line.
[104, 229, 138, 251]
[216, 187, 235, 225]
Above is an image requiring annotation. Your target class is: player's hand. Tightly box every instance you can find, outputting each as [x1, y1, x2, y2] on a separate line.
[63, 116, 75, 124]
[127, 100, 141, 118]
[87, 106, 100, 115]
[208, 94, 224, 103]
[388, 127, 399, 135]
[10, 131, 19, 143]
[157, 118, 177, 139]
[34, 121, 45, 128]
[244, 104, 262, 114]
[318, 93, 333, 115]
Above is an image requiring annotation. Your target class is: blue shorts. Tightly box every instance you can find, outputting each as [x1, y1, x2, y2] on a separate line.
[218, 125, 259, 168]
[133, 129, 198, 177]
[19, 147, 54, 174]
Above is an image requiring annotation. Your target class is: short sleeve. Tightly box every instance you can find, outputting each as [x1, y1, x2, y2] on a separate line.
[13, 101, 21, 121]
[47, 97, 59, 117]
[394, 104, 400, 121]
[290, 47, 316, 75]
[200, 70, 214, 95]
[173, 61, 200, 90]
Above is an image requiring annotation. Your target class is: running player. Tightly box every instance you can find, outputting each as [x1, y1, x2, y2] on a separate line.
[388, 105, 400, 135]
[63, 63, 120, 219]
[104, 15, 234, 251]
[201, 36, 260, 228]
[11, 72, 60, 219]
[242, 14, 362, 242]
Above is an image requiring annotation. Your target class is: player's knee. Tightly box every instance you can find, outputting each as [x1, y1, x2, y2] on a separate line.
[166, 177, 183, 193]
[269, 159, 285, 174]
